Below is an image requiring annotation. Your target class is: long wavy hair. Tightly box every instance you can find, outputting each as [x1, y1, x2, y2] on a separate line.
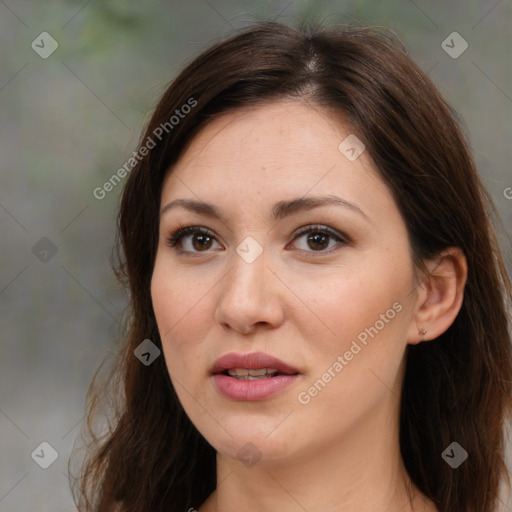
[71, 19, 512, 512]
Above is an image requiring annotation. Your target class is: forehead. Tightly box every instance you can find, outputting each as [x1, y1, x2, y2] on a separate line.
[160, 99, 392, 220]
[169, 100, 356, 177]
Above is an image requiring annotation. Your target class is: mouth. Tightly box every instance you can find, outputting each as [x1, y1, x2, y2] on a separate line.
[211, 351, 300, 377]
[211, 351, 300, 401]
[220, 367, 297, 380]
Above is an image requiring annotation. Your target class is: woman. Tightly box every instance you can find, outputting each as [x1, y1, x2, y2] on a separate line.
[72, 19, 512, 512]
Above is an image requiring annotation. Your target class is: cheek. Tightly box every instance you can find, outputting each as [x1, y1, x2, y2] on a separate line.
[151, 257, 212, 339]
[150, 258, 218, 390]
[292, 278, 409, 439]
[291, 250, 413, 384]
[151, 266, 221, 448]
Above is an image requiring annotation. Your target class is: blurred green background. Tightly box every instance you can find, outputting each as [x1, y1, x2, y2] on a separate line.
[1, 1, 511, 510]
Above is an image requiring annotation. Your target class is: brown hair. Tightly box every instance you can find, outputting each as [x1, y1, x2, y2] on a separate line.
[71, 19, 512, 512]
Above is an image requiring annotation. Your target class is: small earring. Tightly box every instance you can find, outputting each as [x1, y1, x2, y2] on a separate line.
[418, 328, 427, 336]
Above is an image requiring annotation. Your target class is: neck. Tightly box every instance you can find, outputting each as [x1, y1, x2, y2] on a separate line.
[199, 395, 436, 512]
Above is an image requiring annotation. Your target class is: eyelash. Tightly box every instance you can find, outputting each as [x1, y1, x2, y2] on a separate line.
[165, 223, 350, 257]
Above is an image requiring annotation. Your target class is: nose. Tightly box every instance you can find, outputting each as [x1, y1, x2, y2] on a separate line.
[214, 245, 285, 335]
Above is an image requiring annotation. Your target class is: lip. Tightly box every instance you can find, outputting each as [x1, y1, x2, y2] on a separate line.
[211, 351, 300, 401]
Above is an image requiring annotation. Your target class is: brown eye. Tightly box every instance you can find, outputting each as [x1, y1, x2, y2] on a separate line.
[290, 225, 349, 254]
[166, 224, 348, 256]
[305, 232, 329, 251]
[166, 226, 221, 253]
[191, 233, 213, 251]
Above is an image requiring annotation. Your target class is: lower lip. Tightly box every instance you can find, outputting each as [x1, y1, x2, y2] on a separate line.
[212, 374, 299, 401]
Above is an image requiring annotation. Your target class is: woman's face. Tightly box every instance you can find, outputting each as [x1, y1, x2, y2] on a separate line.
[151, 99, 421, 465]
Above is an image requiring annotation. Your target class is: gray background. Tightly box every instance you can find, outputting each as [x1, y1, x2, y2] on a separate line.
[1, 1, 511, 511]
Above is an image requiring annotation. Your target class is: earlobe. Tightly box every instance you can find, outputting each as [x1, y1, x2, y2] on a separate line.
[417, 327, 428, 341]
[408, 247, 468, 345]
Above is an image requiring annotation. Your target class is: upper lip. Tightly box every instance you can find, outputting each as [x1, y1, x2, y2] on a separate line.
[211, 351, 300, 375]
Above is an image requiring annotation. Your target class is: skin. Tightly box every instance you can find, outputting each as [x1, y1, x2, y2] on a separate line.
[150, 99, 467, 512]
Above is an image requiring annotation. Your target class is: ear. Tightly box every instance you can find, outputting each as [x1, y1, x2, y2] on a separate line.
[407, 247, 468, 345]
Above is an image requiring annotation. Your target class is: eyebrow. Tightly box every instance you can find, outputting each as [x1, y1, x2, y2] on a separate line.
[160, 195, 371, 224]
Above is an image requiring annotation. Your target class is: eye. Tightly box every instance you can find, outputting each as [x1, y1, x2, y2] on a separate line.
[165, 223, 350, 256]
[288, 224, 349, 255]
[166, 225, 221, 254]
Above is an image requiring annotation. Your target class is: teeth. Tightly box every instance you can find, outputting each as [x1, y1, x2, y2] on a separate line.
[227, 368, 279, 378]
[228, 368, 249, 376]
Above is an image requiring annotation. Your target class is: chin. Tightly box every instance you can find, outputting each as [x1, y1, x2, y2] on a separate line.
[198, 421, 294, 464]
[224, 438, 294, 467]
